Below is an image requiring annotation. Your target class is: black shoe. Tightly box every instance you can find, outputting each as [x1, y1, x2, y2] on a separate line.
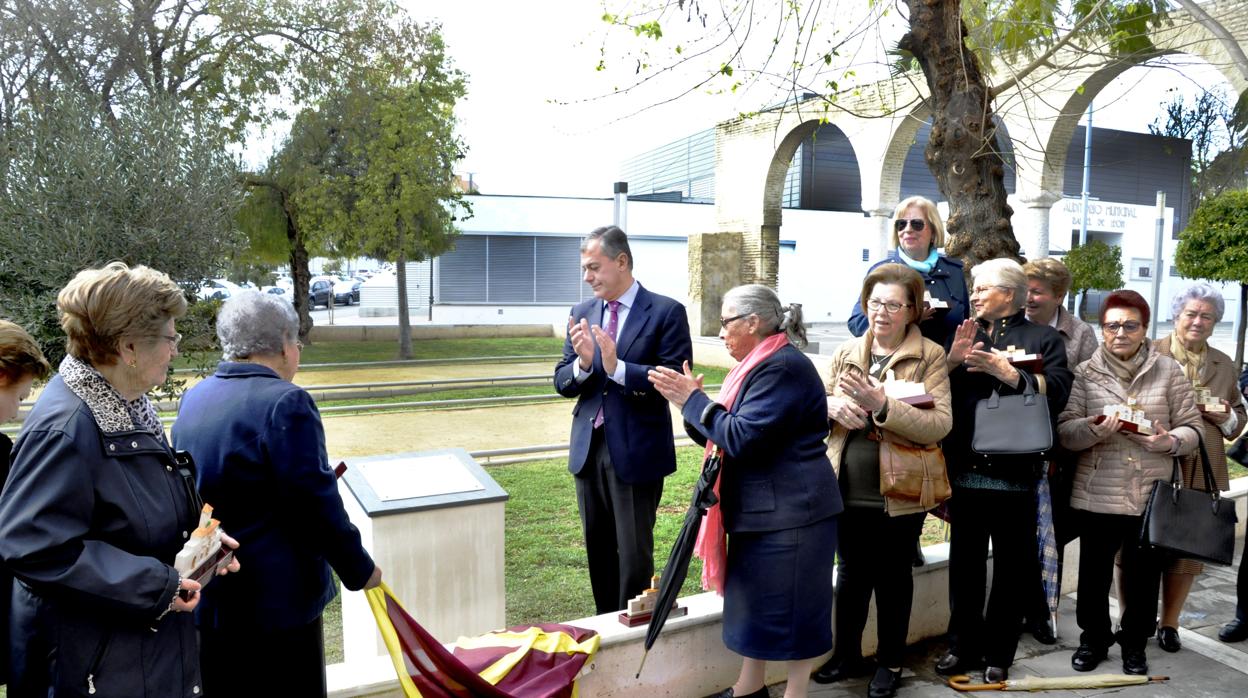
[705, 688, 768, 698]
[1026, 616, 1057, 645]
[984, 666, 1008, 683]
[1122, 648, 1148, 675]
[812, 655, 872, 684]
[1220, 617, 1248, 643]
[934, 652, 983, 676]
[1157, 626, 1181, 653]
[1071, 644, 1107, 672]
[867, 666, 902, 698]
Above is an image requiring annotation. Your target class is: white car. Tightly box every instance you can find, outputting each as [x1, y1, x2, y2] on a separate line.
[197, 278, 242, 301]
[260, 285, 294, 304]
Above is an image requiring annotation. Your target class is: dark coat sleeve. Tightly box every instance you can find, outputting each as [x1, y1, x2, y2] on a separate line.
[681, 361, 796, 463]
[267, 391, 375, 590]
[0, 431, 179, 621]
[554, 302, 599, 398]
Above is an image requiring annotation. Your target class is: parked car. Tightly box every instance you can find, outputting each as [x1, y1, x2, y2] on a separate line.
[261, 285, 294, 304]
[197, 278, 242, 301]
[309, 276, 353, 308]
[340, 277, 362, 304]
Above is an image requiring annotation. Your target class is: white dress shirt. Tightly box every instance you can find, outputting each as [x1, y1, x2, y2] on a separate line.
[573, 280, 639, 385]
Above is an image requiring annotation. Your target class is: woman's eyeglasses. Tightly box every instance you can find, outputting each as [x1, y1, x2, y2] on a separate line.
[1102, 321, 1142, 334]
[894, 218, 926, 232]
[153, 332, 182, 348]
[866, 299, 911, 314]
[720, 314, 749, 328]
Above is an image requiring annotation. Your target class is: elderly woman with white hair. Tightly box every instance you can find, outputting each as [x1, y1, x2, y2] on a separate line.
[649, 284, 841, 698]
[172, 290, 381, 697]
[934, 258, 1072, 684]
[1145, 283, 1246, 652]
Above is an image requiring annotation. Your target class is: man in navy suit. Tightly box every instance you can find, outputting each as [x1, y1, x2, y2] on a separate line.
[554, 226, 692, 614]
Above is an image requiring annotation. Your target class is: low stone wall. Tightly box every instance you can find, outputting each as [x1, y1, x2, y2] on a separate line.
[327, 479, 1248, 697]
[308, 323, 554, 342]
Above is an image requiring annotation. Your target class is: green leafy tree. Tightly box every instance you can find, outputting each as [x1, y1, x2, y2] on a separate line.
[599, 1, 1212, 272]
[0, 89, 242, 365]
[1063, 240, 1124, 320]
[1149, 88, 1248, 212]
[1175, 189, 1248, 365]
[293, 23, 469, 359]
[0, 0, 419, 139]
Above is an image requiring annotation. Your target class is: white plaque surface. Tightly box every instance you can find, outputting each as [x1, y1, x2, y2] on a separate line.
[359, 454, 484, 502]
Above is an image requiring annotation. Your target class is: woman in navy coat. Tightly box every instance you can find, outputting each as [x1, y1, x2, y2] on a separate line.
[0, 262, 238, 698]
[650, 284, 842, 698]
[0, 320, 51, 687]
[847, 196, 967, 350]
[172, 290, 380, 697]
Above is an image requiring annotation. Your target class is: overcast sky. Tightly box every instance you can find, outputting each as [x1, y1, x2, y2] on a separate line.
[244, 2, 1235, 199]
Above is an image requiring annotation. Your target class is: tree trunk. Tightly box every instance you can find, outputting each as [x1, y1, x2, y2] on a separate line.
[281, 191, 314, 344]
[901, 0, 1020, 271]
[395, 218, 413, 360]
[1236, 282, 1247, 369]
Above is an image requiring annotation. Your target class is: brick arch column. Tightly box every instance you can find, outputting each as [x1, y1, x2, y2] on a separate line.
[865, 105, 933, 259]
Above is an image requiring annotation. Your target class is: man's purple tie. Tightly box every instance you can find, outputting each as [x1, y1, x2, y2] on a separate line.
[593, 300, 621, 428]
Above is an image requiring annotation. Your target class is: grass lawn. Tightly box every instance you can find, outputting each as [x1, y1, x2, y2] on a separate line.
[309, 365, 732, 411]
[300, 337, 565, 365]
[491, 446, 710, 625]
[174, 337, 566, 370]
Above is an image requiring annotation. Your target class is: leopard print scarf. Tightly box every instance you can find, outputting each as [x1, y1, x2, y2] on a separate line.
[59, 355, 164, 436]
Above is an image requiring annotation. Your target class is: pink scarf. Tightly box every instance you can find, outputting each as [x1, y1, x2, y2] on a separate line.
[694, 331, 791, 595]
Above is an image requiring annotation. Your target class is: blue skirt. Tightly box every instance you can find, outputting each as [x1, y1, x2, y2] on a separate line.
[722, 515, 838, 660]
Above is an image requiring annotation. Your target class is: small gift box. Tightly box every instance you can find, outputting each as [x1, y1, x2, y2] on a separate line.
[995, 345, 1044, 373]
[1097, 403, 1154, 435]
[1194, 386, 1226, 413]
[924, 290, 949, 310]
[174, 504, 234, 599]
[882, 370, 935, 409]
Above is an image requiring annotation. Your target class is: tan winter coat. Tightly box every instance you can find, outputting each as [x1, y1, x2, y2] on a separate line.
[1054, 305, 1098, 370]
[826, 324, 953, 516]
[1154, 336, 1246, 492]
[1058, 346, 1203, 516]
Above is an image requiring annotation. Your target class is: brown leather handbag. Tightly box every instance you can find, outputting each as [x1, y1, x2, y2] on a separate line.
[877, 430, 951, 510]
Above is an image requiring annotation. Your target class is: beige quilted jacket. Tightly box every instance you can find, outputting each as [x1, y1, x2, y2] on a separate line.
[1057, 346, 1203, 516]
[825, 324, 953, 516]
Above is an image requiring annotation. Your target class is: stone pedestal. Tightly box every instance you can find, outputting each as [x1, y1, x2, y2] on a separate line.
[337, 448, 508, 662]
[688, 232, 743, 336]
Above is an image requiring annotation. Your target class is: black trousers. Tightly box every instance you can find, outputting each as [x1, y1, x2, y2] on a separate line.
[833, 507, 927, 667]
[201, 616, 325, 697]
[948, 487, 1037, 668]
[1238, 535, 1248, 621]
[1075, 510, 1164, 652]
[575, 427, 663, 614]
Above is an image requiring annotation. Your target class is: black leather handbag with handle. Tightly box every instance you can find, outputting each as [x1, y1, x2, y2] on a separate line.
[1140, 436, 1238, 566]
[971, 373, 1053, 465]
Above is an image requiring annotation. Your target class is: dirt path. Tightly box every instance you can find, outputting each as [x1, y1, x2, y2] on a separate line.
[322, 400, 688, 459]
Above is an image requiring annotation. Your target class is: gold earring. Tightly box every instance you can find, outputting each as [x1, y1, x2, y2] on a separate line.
[127, 359, 137, 369]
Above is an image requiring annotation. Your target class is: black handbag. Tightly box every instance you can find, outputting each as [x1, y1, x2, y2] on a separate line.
[1140, 436, 1238, 566]
[971, 374, 1052, 463]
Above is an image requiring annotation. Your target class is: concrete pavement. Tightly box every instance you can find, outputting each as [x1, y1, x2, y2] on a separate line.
[771, 540, 1248, 697]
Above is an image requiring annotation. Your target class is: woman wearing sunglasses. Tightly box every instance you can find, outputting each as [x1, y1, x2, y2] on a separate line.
[847, 196, 967, 351]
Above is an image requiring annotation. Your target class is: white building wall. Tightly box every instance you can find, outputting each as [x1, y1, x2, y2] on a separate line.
[425, 195, 1232, 333]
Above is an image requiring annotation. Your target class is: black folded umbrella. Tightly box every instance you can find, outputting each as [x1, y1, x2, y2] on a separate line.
[635, 451, 722, 678]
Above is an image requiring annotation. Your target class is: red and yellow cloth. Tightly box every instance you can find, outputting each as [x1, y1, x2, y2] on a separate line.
[366, 583, 600, 698]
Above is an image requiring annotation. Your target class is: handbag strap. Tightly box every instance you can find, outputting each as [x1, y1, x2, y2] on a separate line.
[1195, 432, 1220, 498]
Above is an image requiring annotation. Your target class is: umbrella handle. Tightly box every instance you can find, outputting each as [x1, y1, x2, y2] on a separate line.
[947, 675, 1007, 691]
